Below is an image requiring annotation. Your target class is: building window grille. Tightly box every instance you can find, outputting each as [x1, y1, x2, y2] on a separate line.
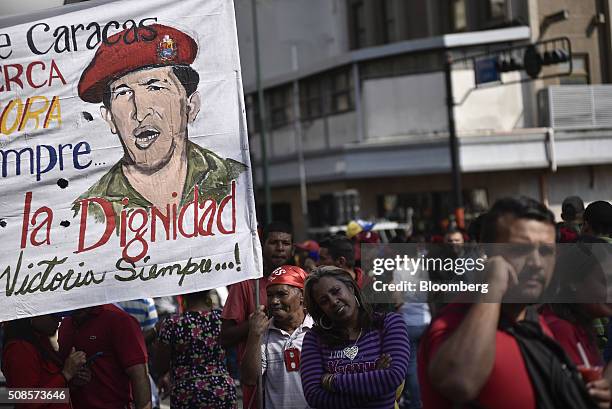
[349, 0, 366, 49]
[330, 69, 354, 114]
[267, 85, 293, 129]
[299, 68, 355, 119]
[300, 78, 323, 120]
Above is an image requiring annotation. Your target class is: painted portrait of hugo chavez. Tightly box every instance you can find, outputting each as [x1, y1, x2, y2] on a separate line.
[72, 23, 246, 223]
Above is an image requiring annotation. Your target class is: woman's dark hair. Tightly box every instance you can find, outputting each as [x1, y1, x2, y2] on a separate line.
[183, 290, 213, 308]
[3, 318, 36, 346]
[304, 266, 380, 347]
[3, 318, 60, 365]
[584, 201, 612, 236]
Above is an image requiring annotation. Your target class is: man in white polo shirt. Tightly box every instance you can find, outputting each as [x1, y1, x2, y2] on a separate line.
[242, 265, 312, 409]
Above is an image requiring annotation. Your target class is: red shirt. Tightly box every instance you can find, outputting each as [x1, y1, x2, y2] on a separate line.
[541, 306, 603, 366]
[221, 277, 267, 409]
[58, 305, 147, 409]
[354, 267, 371, 289]
[221, 276, 268, 362]
[2, 336, 70, 409]
[418, 304, 554, 409]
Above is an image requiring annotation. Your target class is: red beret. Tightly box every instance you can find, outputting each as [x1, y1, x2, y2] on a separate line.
[78, 24, 198, 103]
[267, 265, 308, 289]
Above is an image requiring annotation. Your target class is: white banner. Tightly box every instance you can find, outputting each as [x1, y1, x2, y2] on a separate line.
[0, 0, 262, 320]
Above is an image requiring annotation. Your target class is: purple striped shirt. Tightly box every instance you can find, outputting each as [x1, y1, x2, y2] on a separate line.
[300, 313, 409, 409]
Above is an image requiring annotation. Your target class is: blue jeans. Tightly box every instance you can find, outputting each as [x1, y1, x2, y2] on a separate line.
[402, 324, 428, 409]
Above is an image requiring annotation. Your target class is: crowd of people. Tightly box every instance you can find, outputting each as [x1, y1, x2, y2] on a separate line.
[2, 194, 612, 409]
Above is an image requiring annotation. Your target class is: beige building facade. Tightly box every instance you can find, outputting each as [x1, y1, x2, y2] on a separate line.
[238, 0, 612, 238]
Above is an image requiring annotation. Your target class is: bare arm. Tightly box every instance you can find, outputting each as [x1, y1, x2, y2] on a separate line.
[219, 319, 250, 348]
[428, 303, 501, 402]
[240, 307, 270, 386]
[126, 363, 152, 409]
[427, 256, 516, 403]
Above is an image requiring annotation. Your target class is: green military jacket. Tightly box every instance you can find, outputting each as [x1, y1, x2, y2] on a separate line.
[72, 141, 247, 224]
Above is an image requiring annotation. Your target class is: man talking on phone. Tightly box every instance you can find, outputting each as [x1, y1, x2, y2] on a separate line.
[241, 265, 312, 409]
[59, 304, 151, 409]
[418, 197, 611, 409]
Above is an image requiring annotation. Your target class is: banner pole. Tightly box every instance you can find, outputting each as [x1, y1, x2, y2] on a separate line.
[254, 277, 262, 409]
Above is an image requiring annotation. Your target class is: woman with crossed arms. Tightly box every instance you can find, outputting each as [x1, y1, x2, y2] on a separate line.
[300, 266, 409, 408]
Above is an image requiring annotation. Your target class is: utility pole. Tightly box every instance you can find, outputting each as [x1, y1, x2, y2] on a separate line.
[444, 54, 465, 229]
[292, 45, 309, 238]
[251, 2, 268, 408]
[442, 38, 572, 230]
[252, 0, 272, 225]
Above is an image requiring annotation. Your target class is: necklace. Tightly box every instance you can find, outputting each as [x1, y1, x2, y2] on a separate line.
[342, 329, 362, 360]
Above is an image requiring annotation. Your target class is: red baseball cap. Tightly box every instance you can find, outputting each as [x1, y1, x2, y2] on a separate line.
[295, 240, 320, 253]
[78, 24, 198, 103]
[267, 265, 308, 289]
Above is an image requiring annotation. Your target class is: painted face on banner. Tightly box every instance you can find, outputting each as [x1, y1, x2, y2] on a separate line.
[101, 66, 200, 171]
